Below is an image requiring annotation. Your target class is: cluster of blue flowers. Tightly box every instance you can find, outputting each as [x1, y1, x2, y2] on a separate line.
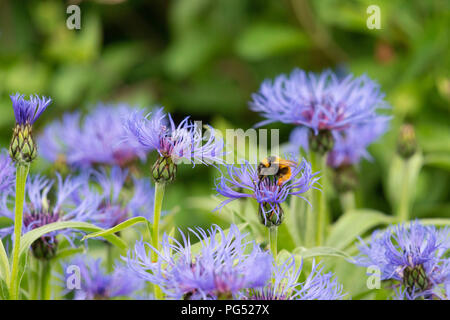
[1, 67, 448, 301]
[125, 224, 344, 300]
[252, 69, 391, 166]
[38, 104, 148, 168]
[354, 221, 449, 300]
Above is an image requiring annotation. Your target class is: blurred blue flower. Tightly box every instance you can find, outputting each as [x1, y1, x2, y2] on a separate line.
[124, 108, 225, 166]
[38, 104, 148, 168]
[85, 166, 155, 229]
[243, 256, 346, 300]
[125, 224, 272, 300]
[10, 93, 51, 125]
[326, 118, 389, 168]
[0, 174, 100, 259]
[250, 69, 389, 134]
[353, 221, 450, 300]
[61, 255, 144, 300]
[214, 158, 318, 227]
[0, 149, 15, 193]
[287, 116, 390, 168]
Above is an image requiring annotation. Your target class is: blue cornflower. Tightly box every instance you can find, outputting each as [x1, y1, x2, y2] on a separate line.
[10, 93, 51, 125]
[38, 113, 81, 165]
[60, 255, 144, 300]
[326, 118, 389, 168]
[38, 104, 148, 168]
[84, 166, 155, 229]
[125, 224, 273, 300]
[353, 221, 450, 300]
[124, 108, 225, 182]
[0, 174, 100, 259]
[243, 256, 345, 300]
[9, 93, 52, 163]
[0, 149, 15, 193]
[287, 115, 390, 168]
[250, 69, 389, 133]
[214, 158, 319, 227]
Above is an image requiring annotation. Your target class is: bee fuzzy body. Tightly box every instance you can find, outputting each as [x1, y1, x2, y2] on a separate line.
[257, 156, 296, 186]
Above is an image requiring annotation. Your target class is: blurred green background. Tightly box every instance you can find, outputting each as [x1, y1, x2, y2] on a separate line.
[0, 0, 449, 232]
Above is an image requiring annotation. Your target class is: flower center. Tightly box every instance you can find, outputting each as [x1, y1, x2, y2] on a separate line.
[23, 210, 60, 259]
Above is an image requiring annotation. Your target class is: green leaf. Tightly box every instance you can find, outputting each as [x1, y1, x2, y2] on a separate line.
[0, 240, 10, 284]
[82, 216, 150, 241]
[419, 218, 450, 227]
[0, 277, 9, 300]
[235, 23, 309, 60]
[326, 209, 394, 250]
[293, 246, 355, 262]
[51, 246, 86, 261]
[424, 153, 450, 171]
[19, 221, 127, 259]
[387, 152, 423, 209]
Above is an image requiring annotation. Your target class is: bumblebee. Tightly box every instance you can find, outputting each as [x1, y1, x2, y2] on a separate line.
[257, 156, 297, 186]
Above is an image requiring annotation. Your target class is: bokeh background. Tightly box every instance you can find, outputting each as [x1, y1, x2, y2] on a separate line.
[0, 0, 449, 232]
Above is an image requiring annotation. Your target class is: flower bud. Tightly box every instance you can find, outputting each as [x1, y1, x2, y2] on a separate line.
[152, 156, 177, 183]
[31, 236, 58, 260]
[258, 203, 284, 228]
[9, 123, 37, 164]
[397, 124, 417, 159]
[332, 165, 359, 193]
[403, 264, 430, 294]
[309, 130, 334, 155]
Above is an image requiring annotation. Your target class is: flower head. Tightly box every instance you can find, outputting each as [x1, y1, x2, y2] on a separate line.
[125, 224, 272, 300]
[250, 69, 389, 134]
[353, 221, 450, 300]
[243, 256, 346, 300]
[38, 104, 147, 168]
[214, 158, 318, 227]
[85, 166, 155, 229]
[61, 255, 144, 300]
[124, 108, 225, 182]
[0, 174, 100, 259]
[0, 149, 15, 193]
[326, 117, 389, 168]
[9, 93, 52, 163]
[10, 93, 51, 125]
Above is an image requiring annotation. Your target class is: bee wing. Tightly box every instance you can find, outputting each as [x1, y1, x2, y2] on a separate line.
[278, 159, 297, 167]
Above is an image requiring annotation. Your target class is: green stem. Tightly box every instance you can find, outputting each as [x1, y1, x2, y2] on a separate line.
[268, 226, 278, 258]
[304, 190, 315, 247]
[289, 195, 303, 246]
[30, 257, 39, 300]
[310, 151, 327, 247]
[106, 242, 113, 273]
[40, 260, 51, 300]
[340, 191, 356, 213]
[152, 182, 165, 300]
[397, 159, 410, 222]
[0, 238, 10, 286]
[9, 163, 29, 300]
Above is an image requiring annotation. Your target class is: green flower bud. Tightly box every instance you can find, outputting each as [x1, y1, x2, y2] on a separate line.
[152, 156, 177, 183]
[403, 264, 430, 294]
[258, 203, 284, 228]
[9, 123, 37, 164]
[332, 165, 359, 193]
[397, 124, 417, 159]
[309, 130, 334, 155]
[31, 236, 58, 260]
